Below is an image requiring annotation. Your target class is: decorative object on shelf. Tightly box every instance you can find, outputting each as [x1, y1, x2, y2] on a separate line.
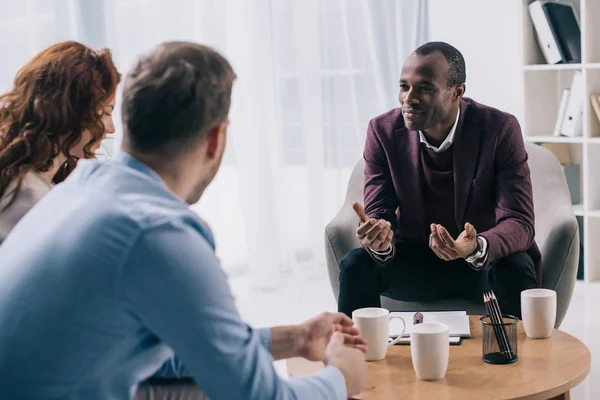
[590, 93, 600, 124]
[540, 143, 571, 164]
[529, 0, 581, 65]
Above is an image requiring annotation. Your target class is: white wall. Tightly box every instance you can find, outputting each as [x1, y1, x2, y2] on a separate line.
[428, 0, 525, 124]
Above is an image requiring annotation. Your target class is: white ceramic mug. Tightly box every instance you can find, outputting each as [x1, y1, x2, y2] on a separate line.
[521, 288, 557, 339]
[410, 323, 450, 381]
[352, 307, 406, 361]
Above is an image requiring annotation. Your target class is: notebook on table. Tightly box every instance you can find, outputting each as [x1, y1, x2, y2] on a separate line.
[389, 311, 471, 343]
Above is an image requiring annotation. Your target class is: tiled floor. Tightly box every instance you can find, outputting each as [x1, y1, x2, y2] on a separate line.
[230, 272, 599, 399]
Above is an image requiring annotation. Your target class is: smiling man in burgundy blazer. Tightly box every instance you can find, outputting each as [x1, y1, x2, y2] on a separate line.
[338, 42, 541, 319]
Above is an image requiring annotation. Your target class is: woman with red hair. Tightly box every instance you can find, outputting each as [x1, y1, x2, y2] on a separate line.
[0, 41, 120, 243]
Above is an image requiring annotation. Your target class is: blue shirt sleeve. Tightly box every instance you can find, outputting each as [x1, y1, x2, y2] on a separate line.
[152, 318, 273, 379]
[258, 328, 272, 352]
[117, 221, 347, 400]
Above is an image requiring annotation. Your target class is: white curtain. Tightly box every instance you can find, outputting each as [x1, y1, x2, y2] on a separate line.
[0, 0, 428, 288]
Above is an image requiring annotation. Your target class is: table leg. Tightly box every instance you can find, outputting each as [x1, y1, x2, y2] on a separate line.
[549, 391, 570, 400]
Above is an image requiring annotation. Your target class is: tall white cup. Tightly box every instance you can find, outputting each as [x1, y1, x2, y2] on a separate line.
[521, 288, 557, 339]
[352, 308, 406, 361]
[410, 323, 450, 381]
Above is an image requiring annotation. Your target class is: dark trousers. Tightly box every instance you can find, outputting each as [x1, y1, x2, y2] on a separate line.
[338, 240, 538, 319]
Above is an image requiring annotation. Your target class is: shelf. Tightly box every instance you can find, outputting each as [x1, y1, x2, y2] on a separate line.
[588, 209, 600, 217]
[573, 204, 585, 216]
[524, 64, 583, 71]
[520, 0, 600, 280]
[524, 63, 600, 71]
[523, 136, 584, 143]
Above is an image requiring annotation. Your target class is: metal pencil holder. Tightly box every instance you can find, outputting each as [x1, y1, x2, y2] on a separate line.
[480, 315, 518, 364]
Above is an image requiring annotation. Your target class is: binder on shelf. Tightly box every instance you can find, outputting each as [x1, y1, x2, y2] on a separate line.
[560, 70, 584, 137]
[553, 88, 570, 137]
[528, 0, 581, 64]
[543, 2, 581, 64]
[529, 0, 562, 64]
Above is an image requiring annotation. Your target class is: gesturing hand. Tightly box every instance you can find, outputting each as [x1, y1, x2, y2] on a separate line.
[429, 222, 478, 261]
[325, 332, 367, 398]
[352, 202, 394, 252]
[299, 312, 367, 362]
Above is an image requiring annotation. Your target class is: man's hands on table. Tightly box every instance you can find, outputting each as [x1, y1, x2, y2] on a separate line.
[298, 312, 367, 361]
[325, 331, 367, 397]
[271, 312, 367, 397]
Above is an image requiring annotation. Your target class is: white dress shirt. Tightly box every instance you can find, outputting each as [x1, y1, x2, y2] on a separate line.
[418, 107, 460, 152]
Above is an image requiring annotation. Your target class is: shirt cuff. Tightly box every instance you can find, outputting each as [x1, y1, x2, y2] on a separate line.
[469, 236, 489, 269]
[369, 245, 393, 256]
[288, 365, 347, 400]
[257, 327, 271, 353]
[366, 243, 396, 265]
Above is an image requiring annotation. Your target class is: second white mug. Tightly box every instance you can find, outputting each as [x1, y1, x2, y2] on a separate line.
[521, 288, 557, 339]
[410, 323, 450, 381]
[352, 307, 406, 361]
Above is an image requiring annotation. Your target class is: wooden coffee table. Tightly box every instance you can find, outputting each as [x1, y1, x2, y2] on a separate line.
[287, 315, 590, 399]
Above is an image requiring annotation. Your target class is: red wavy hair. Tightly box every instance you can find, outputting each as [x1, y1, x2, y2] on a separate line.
[0, 41, 120, 210]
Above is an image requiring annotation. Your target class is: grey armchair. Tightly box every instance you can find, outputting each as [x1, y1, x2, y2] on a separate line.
[325, 142, 579, 327]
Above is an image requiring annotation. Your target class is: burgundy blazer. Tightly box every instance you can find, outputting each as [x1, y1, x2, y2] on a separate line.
[363, 97, 542, 282]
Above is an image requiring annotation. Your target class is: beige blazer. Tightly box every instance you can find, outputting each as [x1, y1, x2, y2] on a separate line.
[0, 172, 52, 244]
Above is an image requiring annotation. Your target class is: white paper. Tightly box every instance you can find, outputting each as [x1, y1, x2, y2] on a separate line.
[389, 311, 471, 338]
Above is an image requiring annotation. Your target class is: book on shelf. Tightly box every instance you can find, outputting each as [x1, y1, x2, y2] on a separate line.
[528, 0, 581, 64]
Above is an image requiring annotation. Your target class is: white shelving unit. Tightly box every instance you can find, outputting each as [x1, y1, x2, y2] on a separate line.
[520, 0, 600, 282]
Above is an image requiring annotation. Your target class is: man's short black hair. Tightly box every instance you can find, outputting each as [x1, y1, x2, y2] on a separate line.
[414, 41, 466, 87]
[122, 41, 236, 155]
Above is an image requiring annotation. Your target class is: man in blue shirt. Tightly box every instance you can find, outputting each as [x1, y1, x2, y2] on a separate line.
[0, 42, 367, 399]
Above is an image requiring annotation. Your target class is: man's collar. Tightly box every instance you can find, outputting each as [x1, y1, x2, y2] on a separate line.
[113, 152, 165, 184]
[418, 107, 461, 153]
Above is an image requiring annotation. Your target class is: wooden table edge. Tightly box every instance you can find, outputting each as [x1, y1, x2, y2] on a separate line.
[510, 353, 591, 400]
[508, 328, 592, 400]
[286, 323, 592, 400]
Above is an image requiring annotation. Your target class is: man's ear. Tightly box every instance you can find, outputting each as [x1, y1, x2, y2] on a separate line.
[454, 83, 466, 101]
[206, 122, 228, 160]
